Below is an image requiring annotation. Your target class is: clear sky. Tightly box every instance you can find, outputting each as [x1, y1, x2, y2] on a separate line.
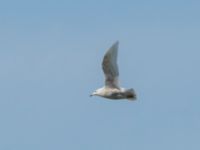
[0, 0, 200, 149]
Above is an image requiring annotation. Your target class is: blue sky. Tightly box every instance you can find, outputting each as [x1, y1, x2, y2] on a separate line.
[0, 0, 200, 149]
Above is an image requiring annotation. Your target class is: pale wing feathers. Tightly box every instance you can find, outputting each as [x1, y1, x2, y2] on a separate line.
[102, 41, 120, 88]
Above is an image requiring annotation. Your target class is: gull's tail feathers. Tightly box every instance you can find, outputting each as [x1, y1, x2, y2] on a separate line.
[125, 88, 137, 100]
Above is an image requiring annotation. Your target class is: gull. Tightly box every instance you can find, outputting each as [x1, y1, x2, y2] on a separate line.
[90, 41, 136, 100]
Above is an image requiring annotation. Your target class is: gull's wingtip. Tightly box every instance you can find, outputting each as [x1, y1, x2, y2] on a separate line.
[109, 41, 119, 50]
[114, 40, 119, 46]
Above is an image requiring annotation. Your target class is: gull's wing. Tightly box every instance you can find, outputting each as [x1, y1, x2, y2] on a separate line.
[102, 41, 120, 88]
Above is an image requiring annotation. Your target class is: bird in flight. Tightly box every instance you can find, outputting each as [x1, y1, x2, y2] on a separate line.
[90, 41, 136, 100]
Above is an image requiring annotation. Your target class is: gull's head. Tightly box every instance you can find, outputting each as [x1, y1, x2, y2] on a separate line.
[90, 89, 102, 97]
[90, 90, 98, 97]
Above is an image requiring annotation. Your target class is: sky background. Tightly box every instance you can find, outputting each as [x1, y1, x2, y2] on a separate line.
[0, 0, 200, 149]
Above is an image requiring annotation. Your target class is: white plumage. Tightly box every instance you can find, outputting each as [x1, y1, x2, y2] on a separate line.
[91, 41, 136, 100]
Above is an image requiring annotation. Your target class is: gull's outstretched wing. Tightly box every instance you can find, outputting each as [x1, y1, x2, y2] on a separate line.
[102, 41, 120, 88]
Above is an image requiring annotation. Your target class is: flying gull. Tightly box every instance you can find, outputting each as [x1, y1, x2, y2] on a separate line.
[90, 41, 136, 100]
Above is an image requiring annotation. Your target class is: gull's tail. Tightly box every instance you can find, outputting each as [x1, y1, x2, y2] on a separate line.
[125, 88, 137, 100]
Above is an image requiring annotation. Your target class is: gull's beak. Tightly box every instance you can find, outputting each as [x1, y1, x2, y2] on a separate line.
[90, 92, 96, 97]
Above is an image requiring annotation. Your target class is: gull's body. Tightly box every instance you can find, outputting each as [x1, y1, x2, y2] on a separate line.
[91, 41, 136, 100]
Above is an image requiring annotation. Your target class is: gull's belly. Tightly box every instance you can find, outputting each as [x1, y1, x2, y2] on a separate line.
[102, 89, 126, 100]
[98, 87, 136, 100]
